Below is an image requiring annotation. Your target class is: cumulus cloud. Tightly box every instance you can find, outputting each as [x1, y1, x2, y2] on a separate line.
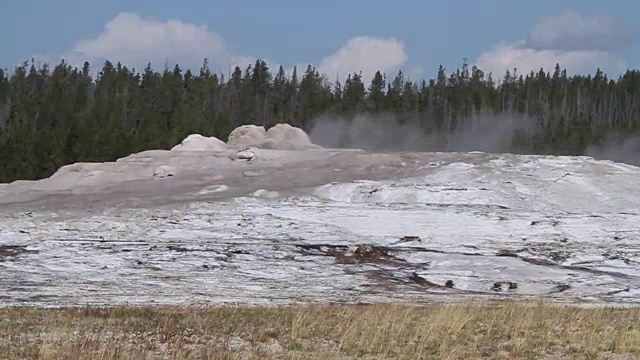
[474, 11, 631, 78]
[30, 12, 413, 83]
[36, 12, 256, 74]
[475, 40, 628, 77]
[525, 11, 631, 51]
[316, 36, 409, 83]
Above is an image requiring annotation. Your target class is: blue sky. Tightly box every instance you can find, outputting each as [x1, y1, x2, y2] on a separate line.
[2, 0, 639, 81]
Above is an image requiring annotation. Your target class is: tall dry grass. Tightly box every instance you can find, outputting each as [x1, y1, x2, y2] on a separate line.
[1, 301, 639, 359]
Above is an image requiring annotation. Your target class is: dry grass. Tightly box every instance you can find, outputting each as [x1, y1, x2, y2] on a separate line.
[2, 300, 640, 359]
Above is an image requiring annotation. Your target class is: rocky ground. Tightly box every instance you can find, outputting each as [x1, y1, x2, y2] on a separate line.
[1, 143, 639, 307]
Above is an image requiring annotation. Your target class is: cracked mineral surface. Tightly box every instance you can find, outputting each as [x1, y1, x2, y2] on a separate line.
[1, 127, 640, 307]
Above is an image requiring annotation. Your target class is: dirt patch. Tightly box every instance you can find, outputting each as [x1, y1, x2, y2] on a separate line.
[296, 244, 406, 266]
[409, 272, 446, 288]
[348, 244, 400, 265]
[492, 281, 519, 291]
[0, 245, 34, 260]
[550, 284, 571, 294]
[495, 249, 635, 279]
[395, 235, 421, 245]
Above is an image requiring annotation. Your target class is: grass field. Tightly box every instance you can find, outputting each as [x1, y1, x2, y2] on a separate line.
[2, 301, 640, 359]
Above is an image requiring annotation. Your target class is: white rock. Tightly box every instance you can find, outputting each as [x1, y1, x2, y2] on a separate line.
[171, 134, 227, 151]
[227, 123, 319, 150]
[243, 170, 266, 177]
[253, 189, 280, 198]
[197, 185, 229, 195]
[236, 149, 257, 161]
[227, 125, 267, 149]
[153, 165, 176, 178]
[262, 123, 317, 150]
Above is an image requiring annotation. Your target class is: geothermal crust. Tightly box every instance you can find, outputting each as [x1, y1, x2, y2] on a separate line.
[1, 122, 640, 307]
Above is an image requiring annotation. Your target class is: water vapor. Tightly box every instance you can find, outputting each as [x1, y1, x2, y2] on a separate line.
[310, 113, 640, 167]
[309, 112, 539, 154]
[585, 134, 640, 167]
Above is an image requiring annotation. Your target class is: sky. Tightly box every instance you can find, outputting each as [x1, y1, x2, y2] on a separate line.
[2, 0, 639, 83]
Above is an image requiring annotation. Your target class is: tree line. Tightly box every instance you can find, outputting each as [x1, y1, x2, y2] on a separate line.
[0, 58, 639, 183]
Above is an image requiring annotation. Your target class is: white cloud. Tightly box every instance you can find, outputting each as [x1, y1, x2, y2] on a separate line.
[475, 40, 628, 78]
[316, 36, 409, 84]
[46, 12, 255, 74]
[474, 11, 631, 79]
[525, 11, 631, 51]
[30, 12, 413, 84]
